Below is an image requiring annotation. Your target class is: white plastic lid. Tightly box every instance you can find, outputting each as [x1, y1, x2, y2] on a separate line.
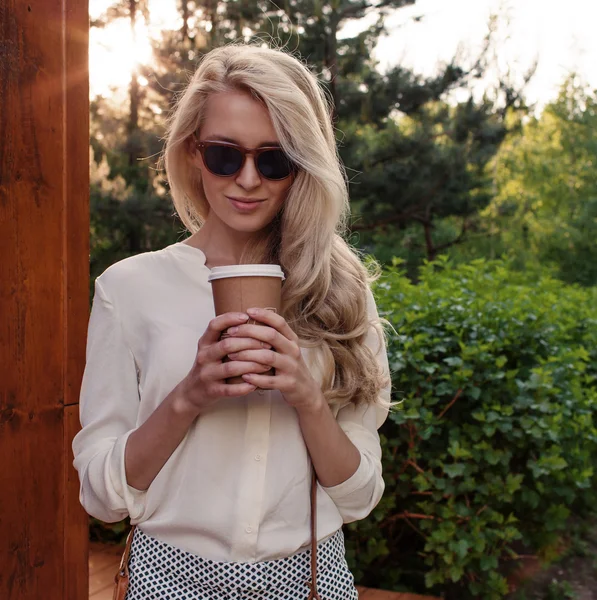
[207, 264, 285, 282]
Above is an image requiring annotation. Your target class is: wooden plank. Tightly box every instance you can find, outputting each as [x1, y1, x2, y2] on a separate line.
[63, 0, 90, 412]
[63, 0, 89, 597]
[90, 583, 116, 600]
[0, 0, 66, 597]
[65, 405, 89, 599]
[89, 563, 117, 596]
[0, 0, 89, 598]
[88, 543, 122, 597]
[88, 543, 121, 596]
[357, 587, 440, 600]
[0, 406, 64, 598]
[89, 550, 117, 576]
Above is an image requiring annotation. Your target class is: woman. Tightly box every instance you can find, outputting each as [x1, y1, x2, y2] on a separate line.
[73, 44, 392, 599]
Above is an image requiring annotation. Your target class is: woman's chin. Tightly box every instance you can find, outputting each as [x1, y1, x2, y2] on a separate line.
[226, 215, 276, 234]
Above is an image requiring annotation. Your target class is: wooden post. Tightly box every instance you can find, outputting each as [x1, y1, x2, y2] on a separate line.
[0, 1, 89, 599]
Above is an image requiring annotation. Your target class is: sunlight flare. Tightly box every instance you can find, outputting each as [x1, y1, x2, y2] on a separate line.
[90, 18, 153, 96]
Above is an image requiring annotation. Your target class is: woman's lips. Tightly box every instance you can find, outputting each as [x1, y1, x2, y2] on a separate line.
[227, 197, 265, 212]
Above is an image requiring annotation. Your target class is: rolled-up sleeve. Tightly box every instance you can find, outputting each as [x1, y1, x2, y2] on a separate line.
[72, 278, 147, 523]
[320, 287, 392, 523]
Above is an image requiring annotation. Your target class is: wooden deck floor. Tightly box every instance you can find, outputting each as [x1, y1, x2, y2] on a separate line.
[89, 541, 439, 600]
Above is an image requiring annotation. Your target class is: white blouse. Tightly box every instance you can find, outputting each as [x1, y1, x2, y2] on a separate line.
[72, 242, 391, 563]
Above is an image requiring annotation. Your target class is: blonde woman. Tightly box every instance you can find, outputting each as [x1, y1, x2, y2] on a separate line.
[73, 44, 391, 599]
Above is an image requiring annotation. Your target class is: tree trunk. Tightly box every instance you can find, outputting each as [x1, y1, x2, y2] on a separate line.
[207, 0, 217, 47]
[128, 0, 140, 167]
[324, 11, 340, 123]
[422, 220, 436, 261]
[181, 0, 189, 41]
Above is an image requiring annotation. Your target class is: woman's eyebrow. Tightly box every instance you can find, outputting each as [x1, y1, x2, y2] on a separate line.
[208, 134, 281, 147]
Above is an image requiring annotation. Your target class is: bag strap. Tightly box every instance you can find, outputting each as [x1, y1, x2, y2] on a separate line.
[115, 524, 136, 582]
[307, 466, 322, 600]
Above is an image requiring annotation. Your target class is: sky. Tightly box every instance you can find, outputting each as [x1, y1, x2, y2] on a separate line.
[90, 0, 597, 111]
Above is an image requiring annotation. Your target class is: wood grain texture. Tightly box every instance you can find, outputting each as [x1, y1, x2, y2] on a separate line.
[356, 587, 441, 600]
[65, 405, 89, 600]
[63, 0, 90, 593]
[64, 0, 90, 410]
[0, 0, 89, 598]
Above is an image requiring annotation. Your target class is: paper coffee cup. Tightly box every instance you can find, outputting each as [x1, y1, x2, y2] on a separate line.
[208, 265, 285, 384]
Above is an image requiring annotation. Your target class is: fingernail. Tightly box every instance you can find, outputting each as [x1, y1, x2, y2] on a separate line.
[238, 314, 249, 320]
[228, 327, 239, 334]
[261, 342, 271, 349]
[247, 308, 260, 315]
[228, 352, 239, 359]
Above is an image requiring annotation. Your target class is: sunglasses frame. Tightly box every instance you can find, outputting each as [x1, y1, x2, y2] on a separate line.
[194, 138, 295, 181]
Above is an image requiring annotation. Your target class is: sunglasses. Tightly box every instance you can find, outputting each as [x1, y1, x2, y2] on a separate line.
[195, 139, 295, 181]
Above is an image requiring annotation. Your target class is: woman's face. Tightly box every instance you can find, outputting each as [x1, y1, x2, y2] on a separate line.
[192, 89, 294, 235]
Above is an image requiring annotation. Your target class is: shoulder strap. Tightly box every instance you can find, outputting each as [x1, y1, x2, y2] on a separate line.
[308, 467, 322, 600]
[117, 525, 136, 578]
[113, 525, 136, 600]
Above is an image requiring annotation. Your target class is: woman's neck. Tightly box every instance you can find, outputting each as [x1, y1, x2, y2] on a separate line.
[184, 218, 254, 268]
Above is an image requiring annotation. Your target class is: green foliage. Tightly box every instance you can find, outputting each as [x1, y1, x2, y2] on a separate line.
[344, 97, 506, 240]
[89, 516, 130, 544]
[344, 257, 597, 599]
[546, 580, 575, 600]
[89, 150, 182, 296]
[458, 78, 597, 286]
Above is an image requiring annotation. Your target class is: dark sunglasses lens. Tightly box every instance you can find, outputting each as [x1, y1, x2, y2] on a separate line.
[257, 150, 293, 180]
[204, 145, 243, 176]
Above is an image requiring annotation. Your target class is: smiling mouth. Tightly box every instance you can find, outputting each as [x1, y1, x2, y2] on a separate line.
[227, 197, 265, 204]
[227, 197, 266, 212]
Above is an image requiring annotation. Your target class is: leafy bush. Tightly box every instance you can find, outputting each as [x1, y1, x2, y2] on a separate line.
[345, 257, 597, 599]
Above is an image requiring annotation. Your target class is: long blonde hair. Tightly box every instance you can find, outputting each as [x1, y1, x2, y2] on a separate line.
[164, 44, 389, 408]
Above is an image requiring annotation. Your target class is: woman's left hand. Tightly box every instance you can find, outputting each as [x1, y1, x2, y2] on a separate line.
[225, 307, 322, 413]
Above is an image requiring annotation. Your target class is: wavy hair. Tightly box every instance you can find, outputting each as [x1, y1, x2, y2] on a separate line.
[164, 44, 390, 409]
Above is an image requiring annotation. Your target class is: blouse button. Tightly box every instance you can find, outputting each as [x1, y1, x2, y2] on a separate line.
[254, 455, 262, 461]
[245, 527, 253, 534]
[257, 388, 265, 396]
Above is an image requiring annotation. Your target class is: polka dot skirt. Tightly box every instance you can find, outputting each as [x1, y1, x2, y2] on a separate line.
[125, 527, 358, 599]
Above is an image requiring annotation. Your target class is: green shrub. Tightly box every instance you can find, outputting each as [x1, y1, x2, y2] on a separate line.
[346, 257, 597, 599]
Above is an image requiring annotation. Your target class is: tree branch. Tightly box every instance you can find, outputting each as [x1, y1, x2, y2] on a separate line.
[438, 388, 463, 420]
[349, 208, 415, 232]
[433, 219, 469, 253]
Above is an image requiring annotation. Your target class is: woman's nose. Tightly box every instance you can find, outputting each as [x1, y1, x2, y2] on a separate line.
[235, 155, 261, 190]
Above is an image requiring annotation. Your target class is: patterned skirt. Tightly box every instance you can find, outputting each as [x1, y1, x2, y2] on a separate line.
[125, 526, 358, 599]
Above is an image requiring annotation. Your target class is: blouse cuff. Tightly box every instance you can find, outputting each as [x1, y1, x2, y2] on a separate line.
[108, 429, 148, 521]
[320, 451, 370, 500]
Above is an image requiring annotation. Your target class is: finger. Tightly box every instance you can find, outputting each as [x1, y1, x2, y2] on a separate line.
[227, 349, 291, 372]
[200, 312, 249, 345]
[227, 324, 296, 356]
[241, 372, 282, 390]
[212, 360, 273, 382]
[201, 358, 265, 382]
[246, 308, 299, 343]
[213, 382, 258, 397]
[207, 336, 272, 363]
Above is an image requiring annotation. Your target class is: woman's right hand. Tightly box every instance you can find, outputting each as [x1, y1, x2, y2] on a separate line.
[176, 312, 271, 415]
